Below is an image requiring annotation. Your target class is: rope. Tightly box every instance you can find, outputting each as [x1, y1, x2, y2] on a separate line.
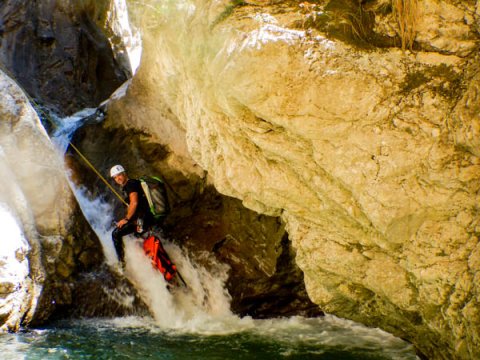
[0, 64, 128, 207]
[68, 142, 128, 206]
[0, 63, 128, 206]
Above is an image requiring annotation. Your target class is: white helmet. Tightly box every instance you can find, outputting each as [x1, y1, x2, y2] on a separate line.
[110, 164, 125, 178]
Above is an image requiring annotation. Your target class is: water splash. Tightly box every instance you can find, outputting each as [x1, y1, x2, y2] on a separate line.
[48, 108, 417, 359]
[2, 315, 418, 360]
[47, 103, 235, 329]
[68, 180, 235, 330]
[124, 235, 234, 329]
[71, 186, 118, 266]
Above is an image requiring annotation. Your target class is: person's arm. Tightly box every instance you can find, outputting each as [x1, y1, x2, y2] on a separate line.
[117, 192, 139, 228]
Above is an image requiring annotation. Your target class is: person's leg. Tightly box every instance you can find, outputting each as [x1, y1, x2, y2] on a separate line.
[112, 223, 136, 264]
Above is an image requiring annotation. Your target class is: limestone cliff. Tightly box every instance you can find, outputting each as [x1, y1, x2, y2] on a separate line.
[0, 70, 102, 329]
[103, 0, 480, 358]
[0, 69, 151, 329]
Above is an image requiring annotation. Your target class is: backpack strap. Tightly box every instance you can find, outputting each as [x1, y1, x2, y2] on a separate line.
[140, 179, 155, 215]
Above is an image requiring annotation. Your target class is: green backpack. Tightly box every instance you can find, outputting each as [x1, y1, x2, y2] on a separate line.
[140, 176, 170, 220]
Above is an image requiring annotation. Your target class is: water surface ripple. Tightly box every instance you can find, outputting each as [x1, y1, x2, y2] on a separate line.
[1, 315, 419, 360]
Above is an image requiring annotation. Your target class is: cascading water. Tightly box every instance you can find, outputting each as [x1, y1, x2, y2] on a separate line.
[12, 106, 420, 360]
[70, 185, 234, 328]
[50, 106, 235, 327]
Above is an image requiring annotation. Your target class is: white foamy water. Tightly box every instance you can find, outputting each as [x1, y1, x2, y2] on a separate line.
[71, 184, 236, 331]
[50, 108, 98, 152]
[0, 312, 419, 360]
[125, 240, 231, 326]
[58, 314, 418, 360]
[71, 186, 119, 265]
[68, 183, 417, 360]
[51, 108, 236, 330]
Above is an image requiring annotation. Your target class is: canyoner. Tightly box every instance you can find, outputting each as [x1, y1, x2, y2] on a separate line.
[109, 164, 186, 288]
[139, 175, 187, 286]
[68, 136, 183, 287]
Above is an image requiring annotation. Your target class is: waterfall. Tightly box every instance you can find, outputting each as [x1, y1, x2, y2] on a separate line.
[42, 100, 415, 359]
[49, 108, 100, 152]
[19, 105, 417, 360]
[124, 239, 233, 329]
[72, 184, 234, 330]
[51, 107, 235, 331]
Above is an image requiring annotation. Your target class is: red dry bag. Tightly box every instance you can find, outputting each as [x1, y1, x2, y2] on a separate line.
[143, 235, 177, 282]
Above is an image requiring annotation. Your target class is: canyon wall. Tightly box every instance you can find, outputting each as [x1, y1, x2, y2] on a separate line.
[0, 0, 316, 327]
[0, 0, 478, 357]
[0, 0, 146, 330]
[0, 70, 104, 330]
[103, 0, 479, 358]
[0, 0, 133, 114]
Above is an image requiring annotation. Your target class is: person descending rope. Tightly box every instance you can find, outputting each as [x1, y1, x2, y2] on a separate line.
[110, 165, 154, 268]
[109, 165, 185, 286]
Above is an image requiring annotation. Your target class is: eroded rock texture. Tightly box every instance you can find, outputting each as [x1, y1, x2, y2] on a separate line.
[69, 122, 321, 319]
[0, 70, 105, 330]
[0, 0, 130, 114]
[104, 0, 480, 358]
[0, 70, 150, 331]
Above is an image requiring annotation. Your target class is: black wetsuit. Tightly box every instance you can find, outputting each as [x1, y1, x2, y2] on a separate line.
[112, 179, 154, 264]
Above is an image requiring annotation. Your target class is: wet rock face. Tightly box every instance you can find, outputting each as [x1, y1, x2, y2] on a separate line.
[0, 0, 129, 114]
[69, 123, 321, 319]
[109, 0, 479, 359]
[49, 265, 149, 320]
[0, 69, 106, 330]
[222, 234, 324, 318]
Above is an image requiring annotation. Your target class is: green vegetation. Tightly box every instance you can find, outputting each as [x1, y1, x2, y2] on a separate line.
[400, 64, 465, 101]
[211, 0, 247, 29]
[295, 0, 419, 51]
